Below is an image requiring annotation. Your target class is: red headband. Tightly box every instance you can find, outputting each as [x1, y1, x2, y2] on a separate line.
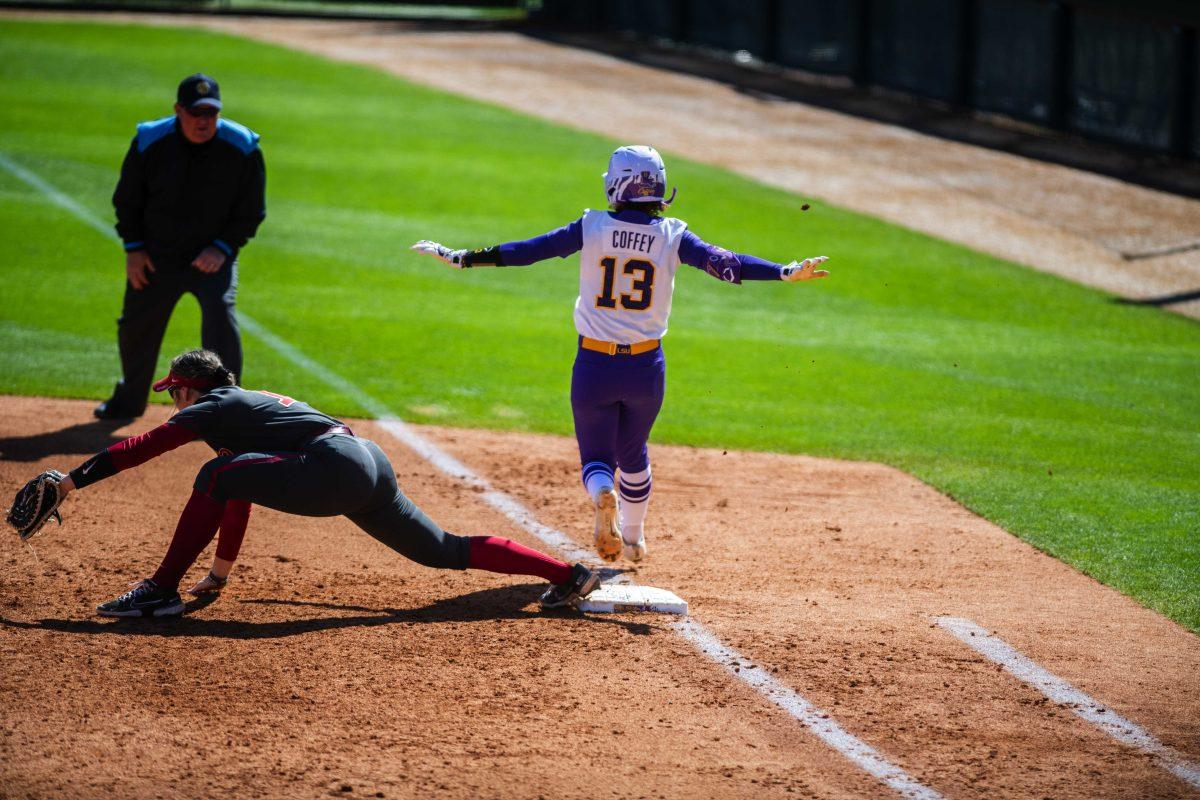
[152, 372, 212, 393]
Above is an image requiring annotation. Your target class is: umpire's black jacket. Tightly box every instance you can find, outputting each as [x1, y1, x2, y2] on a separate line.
[113, 115, 266, 268]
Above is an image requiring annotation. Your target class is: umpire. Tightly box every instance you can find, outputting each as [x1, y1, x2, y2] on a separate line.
[95, 73, 266, 420]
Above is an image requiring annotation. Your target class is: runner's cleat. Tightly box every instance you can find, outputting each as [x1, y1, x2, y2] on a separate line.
[593, 487, 622, 562]
[622, 538, 647, 563]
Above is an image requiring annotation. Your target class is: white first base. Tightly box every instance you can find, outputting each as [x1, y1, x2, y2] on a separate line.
[577, 584, 689, 615]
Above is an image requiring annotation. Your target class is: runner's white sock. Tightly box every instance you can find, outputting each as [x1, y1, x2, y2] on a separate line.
[581, 460, 615, 504]
[618, 466, 651, 544]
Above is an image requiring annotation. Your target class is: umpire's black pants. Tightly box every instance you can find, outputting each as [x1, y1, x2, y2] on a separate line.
[109, 260, 242, 414]
[195, 433, 470, 570]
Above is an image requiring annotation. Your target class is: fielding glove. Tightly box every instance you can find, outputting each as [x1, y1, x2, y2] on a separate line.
[6, 470, 67, 541]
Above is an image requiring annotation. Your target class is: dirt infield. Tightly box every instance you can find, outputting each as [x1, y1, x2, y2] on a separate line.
[2, 396, 1197, 799]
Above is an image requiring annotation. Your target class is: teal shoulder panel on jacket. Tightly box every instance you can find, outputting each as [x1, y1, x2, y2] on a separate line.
[216, 118, 260, 155]
[135, 116, 177, 153]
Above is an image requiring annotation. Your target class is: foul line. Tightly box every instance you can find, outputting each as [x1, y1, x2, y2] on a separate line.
[0, 153, 117, 240]
[937, 617, 1200, 790]
[2, 152, 943, 800]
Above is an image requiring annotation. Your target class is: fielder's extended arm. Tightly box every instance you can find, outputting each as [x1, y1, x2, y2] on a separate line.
[10, 422, 253, 571]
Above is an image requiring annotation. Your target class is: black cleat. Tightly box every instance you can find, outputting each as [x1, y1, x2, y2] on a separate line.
[93, 399, 141, 420]
[97, 579, 185, 618]
[539, 563, 601, 610]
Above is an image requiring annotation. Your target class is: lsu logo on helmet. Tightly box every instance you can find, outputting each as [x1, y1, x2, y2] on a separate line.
[604, 145, 677, 206]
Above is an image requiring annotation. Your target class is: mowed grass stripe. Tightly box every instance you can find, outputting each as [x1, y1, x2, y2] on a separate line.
[0, 19, 1196, 631]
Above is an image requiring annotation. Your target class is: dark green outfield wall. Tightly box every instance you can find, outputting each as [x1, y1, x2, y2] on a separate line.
[537, 0, 1200, 159]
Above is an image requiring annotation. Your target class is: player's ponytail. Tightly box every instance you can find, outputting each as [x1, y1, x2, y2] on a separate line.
[168, 348, 238, 389]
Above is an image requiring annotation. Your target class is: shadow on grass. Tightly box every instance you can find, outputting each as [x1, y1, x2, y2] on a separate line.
[0, 582, 654, 639]
[1113, 288, 1200, 309]
[0, 419, 132, 462]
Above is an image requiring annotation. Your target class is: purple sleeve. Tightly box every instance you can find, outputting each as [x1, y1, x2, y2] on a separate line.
[498, 218, 584, 266]
[678, 230, 783, 284]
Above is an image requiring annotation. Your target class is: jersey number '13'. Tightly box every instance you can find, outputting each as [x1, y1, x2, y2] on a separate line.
[596, 257, 655, 312]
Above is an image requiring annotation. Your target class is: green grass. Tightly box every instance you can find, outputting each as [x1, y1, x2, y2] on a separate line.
[0, 19, 1197, 631]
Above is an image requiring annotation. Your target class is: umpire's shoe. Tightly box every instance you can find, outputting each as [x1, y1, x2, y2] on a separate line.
[97, 579, 185, 618]
[93, 399, 142, 420]
[539, 563, 600, 610]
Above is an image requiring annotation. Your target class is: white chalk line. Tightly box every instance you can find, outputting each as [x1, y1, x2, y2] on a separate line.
[937, 617, 1200, 790]
[0, 153, 116, 240]
[2, 152, 943, 800]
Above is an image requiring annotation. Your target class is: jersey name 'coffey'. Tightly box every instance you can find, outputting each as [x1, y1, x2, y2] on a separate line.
[610, 229, 657, 253]
[576, 209, 688, 344]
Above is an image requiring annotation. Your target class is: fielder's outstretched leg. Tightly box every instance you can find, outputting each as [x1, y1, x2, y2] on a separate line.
[352, 498, 596, 607]
[351, 493, 597, 608]
[345, 440, 600, 608]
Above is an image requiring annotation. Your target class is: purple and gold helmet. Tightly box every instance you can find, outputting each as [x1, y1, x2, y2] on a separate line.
[603, 145, 677, 206]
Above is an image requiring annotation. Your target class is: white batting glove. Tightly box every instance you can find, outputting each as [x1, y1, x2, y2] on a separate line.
[781, 256, 829, 282]
[411, 240, 469, 269]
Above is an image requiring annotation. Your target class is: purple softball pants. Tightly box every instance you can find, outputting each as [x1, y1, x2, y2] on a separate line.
[570, 341, 665, 474]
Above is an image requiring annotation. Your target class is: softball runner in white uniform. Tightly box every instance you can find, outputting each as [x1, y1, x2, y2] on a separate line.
[413, 146, 829, 562]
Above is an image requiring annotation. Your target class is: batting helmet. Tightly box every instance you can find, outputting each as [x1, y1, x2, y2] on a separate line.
[603, 145, 677, 207]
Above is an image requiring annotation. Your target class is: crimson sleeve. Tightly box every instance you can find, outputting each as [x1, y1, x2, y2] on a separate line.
[215, 501, 252, 562]
[69, 421, 198, 490]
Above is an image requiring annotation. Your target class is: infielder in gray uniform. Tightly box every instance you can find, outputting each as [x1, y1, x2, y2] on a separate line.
[37, 349, 599, 618]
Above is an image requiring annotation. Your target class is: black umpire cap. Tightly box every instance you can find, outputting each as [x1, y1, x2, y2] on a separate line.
[177, 73, 222, 110]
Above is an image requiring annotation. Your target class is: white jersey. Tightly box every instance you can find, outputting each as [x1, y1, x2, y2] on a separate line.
[573, 209, 689, 343]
